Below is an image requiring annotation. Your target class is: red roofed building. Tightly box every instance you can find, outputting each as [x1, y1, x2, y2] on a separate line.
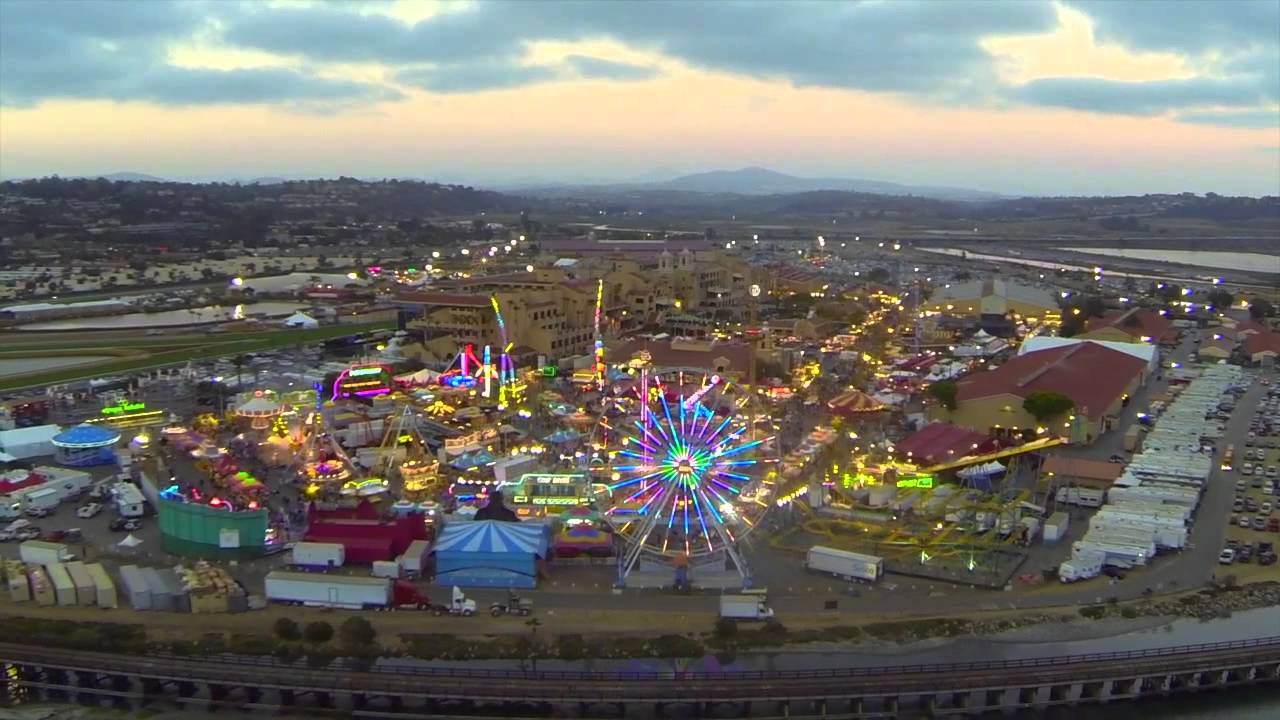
[611, 336, 755, 377]
[895, 423, 996, 465]
[1082, 308, 1172, 345]
[1245, 332, 1280, 364]
[933, 342, 1148, 443]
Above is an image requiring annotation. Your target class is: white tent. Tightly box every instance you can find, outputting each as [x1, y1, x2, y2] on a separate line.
[282, 311, 319, 329]
[958, 461, 1006, 479]
[0, 425, 61, 460]
[118, 534, 143, 548]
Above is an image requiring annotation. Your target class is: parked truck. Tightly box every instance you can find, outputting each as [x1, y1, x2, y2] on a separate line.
[18, 540, 73, 566]
[805, 546, 883, 582]
[263, 571, 431, 610]
[719, 592, 774, 621]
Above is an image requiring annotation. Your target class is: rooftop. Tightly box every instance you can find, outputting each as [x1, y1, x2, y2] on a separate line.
[956, 342, 1147, 419]
[1245, 331, 1280, 356]
[1084, 307, 1172, 342]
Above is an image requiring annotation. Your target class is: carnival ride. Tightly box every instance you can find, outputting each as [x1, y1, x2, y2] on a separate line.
[592, 366, 778, 586]
[373, 404, 441, 499]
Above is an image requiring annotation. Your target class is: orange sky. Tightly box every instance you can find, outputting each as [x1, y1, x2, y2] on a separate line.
[1, 2, 1276, 195]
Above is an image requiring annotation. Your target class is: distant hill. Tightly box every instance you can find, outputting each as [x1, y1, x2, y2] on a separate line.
[92, 172, 169, 182]
[518, 166, 1002, 202]
[245, 177, 287, 185]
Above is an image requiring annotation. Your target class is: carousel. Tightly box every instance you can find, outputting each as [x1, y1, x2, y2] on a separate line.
[235, 391, 284, 430]
[51, 425, 121, 467]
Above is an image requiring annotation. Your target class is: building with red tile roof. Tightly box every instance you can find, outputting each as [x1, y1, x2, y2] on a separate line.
[894, 423, 996, 466]
[1245, 331, 1280, 363]
[1081, 308, 1172, 344]
[934, 342, 1148, 443]
[610, 337, 754, 377]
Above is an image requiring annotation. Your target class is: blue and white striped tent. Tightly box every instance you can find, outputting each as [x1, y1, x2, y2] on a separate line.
[432, 520, 549, 589]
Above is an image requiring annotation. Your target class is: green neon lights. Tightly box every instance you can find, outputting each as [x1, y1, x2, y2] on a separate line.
[102, 401, 146, 415]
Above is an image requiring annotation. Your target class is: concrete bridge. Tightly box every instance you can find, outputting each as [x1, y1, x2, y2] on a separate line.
[3, 637, 1279, 718]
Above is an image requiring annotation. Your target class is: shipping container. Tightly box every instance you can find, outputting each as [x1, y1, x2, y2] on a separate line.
[5, 559, 30, 602]
[118, 565, 151, 610]
[141, 567, 175, 611]
[64, 560, 95, 606]
[1043, 512, 1070, 543]
[85, 563, 117, 609]
[290, 541, 345, 569]
[27, 565, 54, 606]
[45, 562, 76, 606]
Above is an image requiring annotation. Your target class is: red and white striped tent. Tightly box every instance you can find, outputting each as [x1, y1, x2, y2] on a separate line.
[827, 390, 887, 416]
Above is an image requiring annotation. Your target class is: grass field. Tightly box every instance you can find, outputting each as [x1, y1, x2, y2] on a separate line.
[0, 321, 394, 392]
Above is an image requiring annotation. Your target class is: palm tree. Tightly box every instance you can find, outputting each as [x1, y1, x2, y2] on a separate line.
[233, 354, 249, 386]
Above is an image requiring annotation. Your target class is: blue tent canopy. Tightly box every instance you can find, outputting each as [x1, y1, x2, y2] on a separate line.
[543, 428, 581, 444]
[52, 424, 121, 448]
[432, 520, 548, 589]
[449, 449, 497, 470]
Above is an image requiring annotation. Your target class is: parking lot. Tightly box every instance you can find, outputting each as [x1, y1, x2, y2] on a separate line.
[1222, 381, 1280, 570]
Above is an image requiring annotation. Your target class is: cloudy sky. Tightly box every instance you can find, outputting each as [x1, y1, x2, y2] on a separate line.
[1, 0, 1277, 196]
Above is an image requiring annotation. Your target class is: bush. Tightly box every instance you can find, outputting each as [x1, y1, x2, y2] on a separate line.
[713, 617, 739, 640]
[273, 643, 302, 665]
[229, 633, 276, 656]
[1079, 605, 1107, 620]
[305, 652, 335, 669]
[1120, 606, 1138, 619]
[273, 618, 301, 642]
[338, 617, 377, 648]
[556, 634, 586, 661]
[761, 619, 788, 637]
[196, 633, 228, 656]
[303, 621, 334, 645]
[650, 634, 703, 658]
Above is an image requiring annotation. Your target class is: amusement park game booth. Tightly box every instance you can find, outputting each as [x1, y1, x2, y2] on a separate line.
[432, 520, 549, 589]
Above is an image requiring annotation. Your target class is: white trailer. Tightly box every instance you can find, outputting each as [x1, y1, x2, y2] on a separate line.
[19, 540, 72, 565]
[805, 546, 883, 582]
[45, 562, 77, 606]
[263, 571, 430, 610]
[398, 539, 431, 578]
[1072, 539, 1153, 566]
[1056, 487, 1105, 508]
[84, 563, 117, 609]
[290, 542, 345, 569]
[112, 483, 145, 517]
[1043, 511, 1070, 543]
[21, 487, 61, 512]
[719, 593, 774, 621]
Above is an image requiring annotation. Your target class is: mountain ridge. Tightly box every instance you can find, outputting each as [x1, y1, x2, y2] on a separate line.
[514, 166, 1004, 202]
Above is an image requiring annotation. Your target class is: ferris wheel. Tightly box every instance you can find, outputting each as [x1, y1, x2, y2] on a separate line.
[595, 366, 778, 587]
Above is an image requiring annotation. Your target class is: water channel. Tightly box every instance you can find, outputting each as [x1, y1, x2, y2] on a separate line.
[15, 302, 309, 331]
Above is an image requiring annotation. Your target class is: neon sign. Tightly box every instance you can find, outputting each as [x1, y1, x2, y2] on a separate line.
[442, 374, 477, 389]
[896, 474, 935, 489]
[102, 401, 147, 415]
[332, 364, 390, 400]
[540, 366, 559, 378]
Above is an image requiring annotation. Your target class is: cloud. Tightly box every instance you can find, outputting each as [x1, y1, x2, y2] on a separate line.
[221, 0, 1059, 97]
[1066, 0, 1279, 54]
[1176, 110, 1280, 129]
[565, 55, 657, 81]
[1010, 76, 1270, 116]
[0, 0, 398, 108]
[395, 62, 558, 94]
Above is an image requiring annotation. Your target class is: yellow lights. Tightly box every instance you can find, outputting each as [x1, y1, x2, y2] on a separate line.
[230, 277, 244, 287]
[346, 272, 359, 280]
[1072, 308, 1081, 315]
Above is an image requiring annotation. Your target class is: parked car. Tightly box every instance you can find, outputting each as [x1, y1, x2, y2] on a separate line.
[1218, 548, 1236, 564]
[1239, 515, 1252, 528]
[24, 507, 52, 518]
[1254, 517, 1268, 531]
[1264, 502, 1274, 515]
[76, 503, 102, 519]
[109, 518, 141, 532]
